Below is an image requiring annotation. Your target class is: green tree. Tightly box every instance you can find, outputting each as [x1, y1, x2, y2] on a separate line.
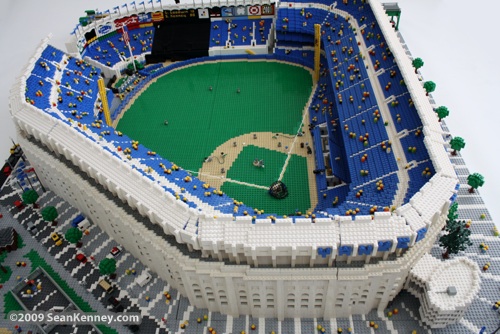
[467, 173, 485, 193]
[412, 57, 424, 73]
[99, 258, 117, 279]
[423, 81, 436, 96]
[440, 219, 472, 259]
[41, 206, 58, 226]
[65, 227, 83, 248]
[22, 189, 39, 208]
[434, 106, 449, 122]
[449, 137, 465, 156]
[447, 202, 459, 221]
[0, 250, 8, 274]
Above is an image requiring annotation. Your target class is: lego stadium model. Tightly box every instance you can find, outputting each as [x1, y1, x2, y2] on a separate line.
[7, 0, 483, 328]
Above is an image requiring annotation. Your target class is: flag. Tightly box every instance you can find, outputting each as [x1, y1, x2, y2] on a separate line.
[139, 1, 144, 4]
[113, 6, 119, 10]
[122, 26, 130, 45]
[148, 0, 153, 3]
[131, 1, 136, 5]
[122, 4, 128, 8]
[104, 9, 110, 13]
[157, 0, 161, 3]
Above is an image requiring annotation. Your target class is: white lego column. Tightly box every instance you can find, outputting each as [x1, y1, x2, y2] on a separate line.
[224, 276, 239, 317]
[276, 281, 285, 320]
[226, 20, 232, 48]
[251, 22, 257, 47]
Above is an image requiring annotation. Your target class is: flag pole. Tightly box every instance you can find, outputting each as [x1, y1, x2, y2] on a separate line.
[123, 26, 136, 72]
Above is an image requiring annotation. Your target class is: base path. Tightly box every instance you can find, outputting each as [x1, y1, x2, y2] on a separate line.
[197, 128, 319, 213]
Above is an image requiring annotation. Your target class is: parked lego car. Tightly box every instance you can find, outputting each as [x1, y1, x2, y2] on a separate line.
[27, 221, 38, 234]
[75, 253, 87, 263]
[71, 214, 85, 226]
[135, 272, 151, 287]
[110, 246, 122, 257]
[98, 278, 114, 293]
[51, 233, 63, 246]
[71, 214, 91, 232]
[128, 325, 139, 333]
[107, 296, 124, 312]
[50, 306, 65, 312]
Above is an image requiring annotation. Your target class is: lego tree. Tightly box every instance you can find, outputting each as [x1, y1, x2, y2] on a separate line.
[99, 258, 117, 279]
[449, 136, 465, 156]
[434, 106, 449, 122]
[41, 206, 58, 226]
[127, 60, 144, 71]
[467, 173, 485, 193]
[21, 189, 39, 208]
[65, 227, 83, 248]
[423, 81, 436, 96]
[439, 219, 472, 259]
[447, 202, 459, 221]
[412, 57, 424, 73]
[0, 249, 9, 274]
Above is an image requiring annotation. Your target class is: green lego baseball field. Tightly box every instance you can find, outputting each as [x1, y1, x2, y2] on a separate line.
[117, 61, 313, 215]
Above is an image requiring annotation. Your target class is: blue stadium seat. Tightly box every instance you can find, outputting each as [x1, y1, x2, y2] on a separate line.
[82, 26, 155, 68]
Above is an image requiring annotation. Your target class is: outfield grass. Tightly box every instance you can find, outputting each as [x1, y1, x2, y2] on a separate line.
[117, 61, 312, 212]
[117, 61, 312, 172]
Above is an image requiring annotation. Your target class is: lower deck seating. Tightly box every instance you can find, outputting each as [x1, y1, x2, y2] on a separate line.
[25, 45, 107, 125]
[82, 26, 154, 67]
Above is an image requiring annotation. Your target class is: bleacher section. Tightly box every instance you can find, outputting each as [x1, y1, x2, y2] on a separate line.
[25, 46, 108, 126]
[277, 7, 331, 36]
[320, 10, 398, 215]
[138, 63, 163, 77]
[82, 26, 154, 67]
[333, 0, 439, 204]
[274, 0, 439, 216]
[210, 18, 273, 47]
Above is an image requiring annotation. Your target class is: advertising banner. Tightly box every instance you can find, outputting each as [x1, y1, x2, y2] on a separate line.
[221, 6, 233, 17]
[235, 6, 247, 16]
[97, 24, 114, 37]
[209, 7, 221, 17]
[198, 8, 210, 19]
[248, 5, 261, 16]
[152, 11, 164, 22]
[137, 12, 152, 23]
[261, 4, 275, 16]
[114, 15, 139, 29]
[209, 4, 274, 18]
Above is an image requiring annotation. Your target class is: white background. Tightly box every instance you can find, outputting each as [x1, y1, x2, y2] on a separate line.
[0, 0, 498, 223]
